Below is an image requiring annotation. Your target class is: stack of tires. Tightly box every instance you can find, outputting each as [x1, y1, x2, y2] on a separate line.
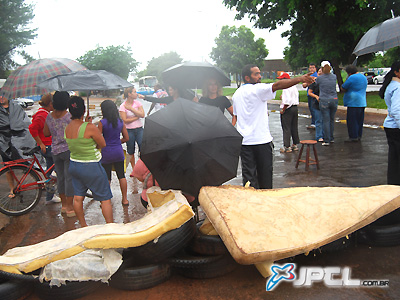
[0, 271, 35, 300]
[0, 218, 239, 299]
[166, 220, 238, 279]
[109, 218, 197, 291]
[357, 209, 400, 247]
[109, 218, 238, 291]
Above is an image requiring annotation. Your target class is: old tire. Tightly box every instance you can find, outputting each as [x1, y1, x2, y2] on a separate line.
[0, 270, 39, 282]
[318, 234, 355, 253]
[123, 218, 196, 263]
[109, 263, 171, 291]
[187, 221, 228, 256]
[34, 280, 102, 300]
[0, 280, 33, 300]
[357, 223, 400, 247]
[168, 250, 237, 279]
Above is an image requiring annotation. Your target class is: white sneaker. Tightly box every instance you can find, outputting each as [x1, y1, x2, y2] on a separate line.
[46, 195, 61, 204]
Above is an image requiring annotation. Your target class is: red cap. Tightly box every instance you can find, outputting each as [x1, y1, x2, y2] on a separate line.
[277, 73, 290, 79]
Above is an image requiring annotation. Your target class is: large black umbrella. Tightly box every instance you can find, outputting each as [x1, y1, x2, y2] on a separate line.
[162, 61, 231, 89]
[141, 99, 242, 196]
[36, 69, 133, 108]
[353, 16, 400, 56]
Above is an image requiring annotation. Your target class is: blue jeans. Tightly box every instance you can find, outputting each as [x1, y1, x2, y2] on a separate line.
[346, 107, 365, 140]
[307, 95, 316, 125]
[314, 107, 323, 140]
[42, 145, 55, 201]
[127, 127, 143, 155]
[319, 99, 338, 142]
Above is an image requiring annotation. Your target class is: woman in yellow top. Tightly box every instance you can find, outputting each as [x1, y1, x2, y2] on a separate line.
[64, 96, 113, 227]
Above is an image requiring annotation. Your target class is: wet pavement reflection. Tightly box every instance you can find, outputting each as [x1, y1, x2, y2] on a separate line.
[1, 99, 399, 300]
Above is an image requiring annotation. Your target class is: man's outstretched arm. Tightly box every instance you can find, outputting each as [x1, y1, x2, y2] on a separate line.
[272, 73, 315, 92]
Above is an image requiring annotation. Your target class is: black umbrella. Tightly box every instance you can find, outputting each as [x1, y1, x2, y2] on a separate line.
[353, 16, 400, 56]
[162, 61, 231, 89]
[141, 99, 242, 196]
[36, 69, 133, 109]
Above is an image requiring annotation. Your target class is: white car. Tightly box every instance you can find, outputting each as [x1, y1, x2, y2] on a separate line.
[373, 71, 388, 85]
[13, 98, 35, 108]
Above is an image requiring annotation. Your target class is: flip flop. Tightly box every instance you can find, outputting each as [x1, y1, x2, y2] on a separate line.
[8, 193, 15, 198]
[61, 208, 67, 214]
[122, 201, 129, 206]
[66, 211, 76, 217]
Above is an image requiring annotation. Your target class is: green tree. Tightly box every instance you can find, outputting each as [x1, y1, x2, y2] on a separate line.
[223, 0, 400, 87]
[0, 0, 37, 77]
[368, 53, 385, 68]
[381, 47, 400, 67]
[140, 51, 183, 82]
[77, 45, 138, 80]
[210, 25, 268, 86]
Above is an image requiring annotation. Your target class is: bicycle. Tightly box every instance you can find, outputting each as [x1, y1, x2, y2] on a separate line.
[0, 146, 56, 216]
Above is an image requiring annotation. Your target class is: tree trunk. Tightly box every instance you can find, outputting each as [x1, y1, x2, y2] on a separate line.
[332, 61, 343, 88]
[236, 73, 241, 88]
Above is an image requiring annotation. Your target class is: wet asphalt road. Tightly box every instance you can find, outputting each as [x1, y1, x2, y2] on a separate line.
[1, 97, 399, 300]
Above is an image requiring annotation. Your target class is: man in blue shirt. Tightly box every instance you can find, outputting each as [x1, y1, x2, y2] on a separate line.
[341, 65, 368, 142]
[302, 63, 318, 129]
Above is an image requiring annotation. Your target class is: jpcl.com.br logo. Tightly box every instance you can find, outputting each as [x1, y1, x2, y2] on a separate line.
[266, 263, 389, 291]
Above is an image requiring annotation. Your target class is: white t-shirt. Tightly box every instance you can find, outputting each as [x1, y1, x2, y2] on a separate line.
[280, 85, 299, 108]
[232, 83, 276, 145]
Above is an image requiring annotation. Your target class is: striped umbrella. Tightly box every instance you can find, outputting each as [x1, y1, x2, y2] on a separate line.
[0, 58, 86, 100]
[353, 16, 400, 56]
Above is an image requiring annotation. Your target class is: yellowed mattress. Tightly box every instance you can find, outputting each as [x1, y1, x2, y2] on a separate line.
[0, 188, 194, 274]
[199, 185, 400, 265]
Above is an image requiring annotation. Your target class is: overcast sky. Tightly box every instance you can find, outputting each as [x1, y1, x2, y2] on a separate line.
[22, 0, 290, 71]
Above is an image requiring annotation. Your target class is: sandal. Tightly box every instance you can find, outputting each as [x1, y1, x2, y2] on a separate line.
[61, 208, 67, 214]
[66, 211, 76, 217]
[8, 192, 15, 198]
[122, 201, 129, 206]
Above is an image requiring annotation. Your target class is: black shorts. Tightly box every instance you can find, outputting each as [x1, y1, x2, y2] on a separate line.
[102, 161, 126, 181]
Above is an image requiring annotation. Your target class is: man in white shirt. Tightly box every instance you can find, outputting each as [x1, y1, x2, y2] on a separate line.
[232, 64, 314, 189]
[278, 72, 300, 153]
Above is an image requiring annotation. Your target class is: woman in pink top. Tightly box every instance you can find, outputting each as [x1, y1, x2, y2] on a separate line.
[119, 87, 145, 174]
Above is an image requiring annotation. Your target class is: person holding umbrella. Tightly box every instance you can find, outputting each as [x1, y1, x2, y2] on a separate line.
[379, 61, 400, 185]
[119, 87, 145, 175]
[199, 78, 235, 125]
[232, 64, 314, 189]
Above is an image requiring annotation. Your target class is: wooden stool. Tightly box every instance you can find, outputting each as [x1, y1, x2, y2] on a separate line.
[295, 140, 319, 171]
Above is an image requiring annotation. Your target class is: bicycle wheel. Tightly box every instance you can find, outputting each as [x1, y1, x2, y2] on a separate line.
[0, 165, 42, 216]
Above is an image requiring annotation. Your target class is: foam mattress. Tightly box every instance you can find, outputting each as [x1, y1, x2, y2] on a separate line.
[199, 185, 400, 265]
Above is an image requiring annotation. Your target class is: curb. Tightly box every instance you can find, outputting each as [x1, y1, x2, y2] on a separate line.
[267, 100, 387, 115]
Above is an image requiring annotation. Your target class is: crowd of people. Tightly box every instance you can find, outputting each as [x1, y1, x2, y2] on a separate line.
[0, 60, 399, 227]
